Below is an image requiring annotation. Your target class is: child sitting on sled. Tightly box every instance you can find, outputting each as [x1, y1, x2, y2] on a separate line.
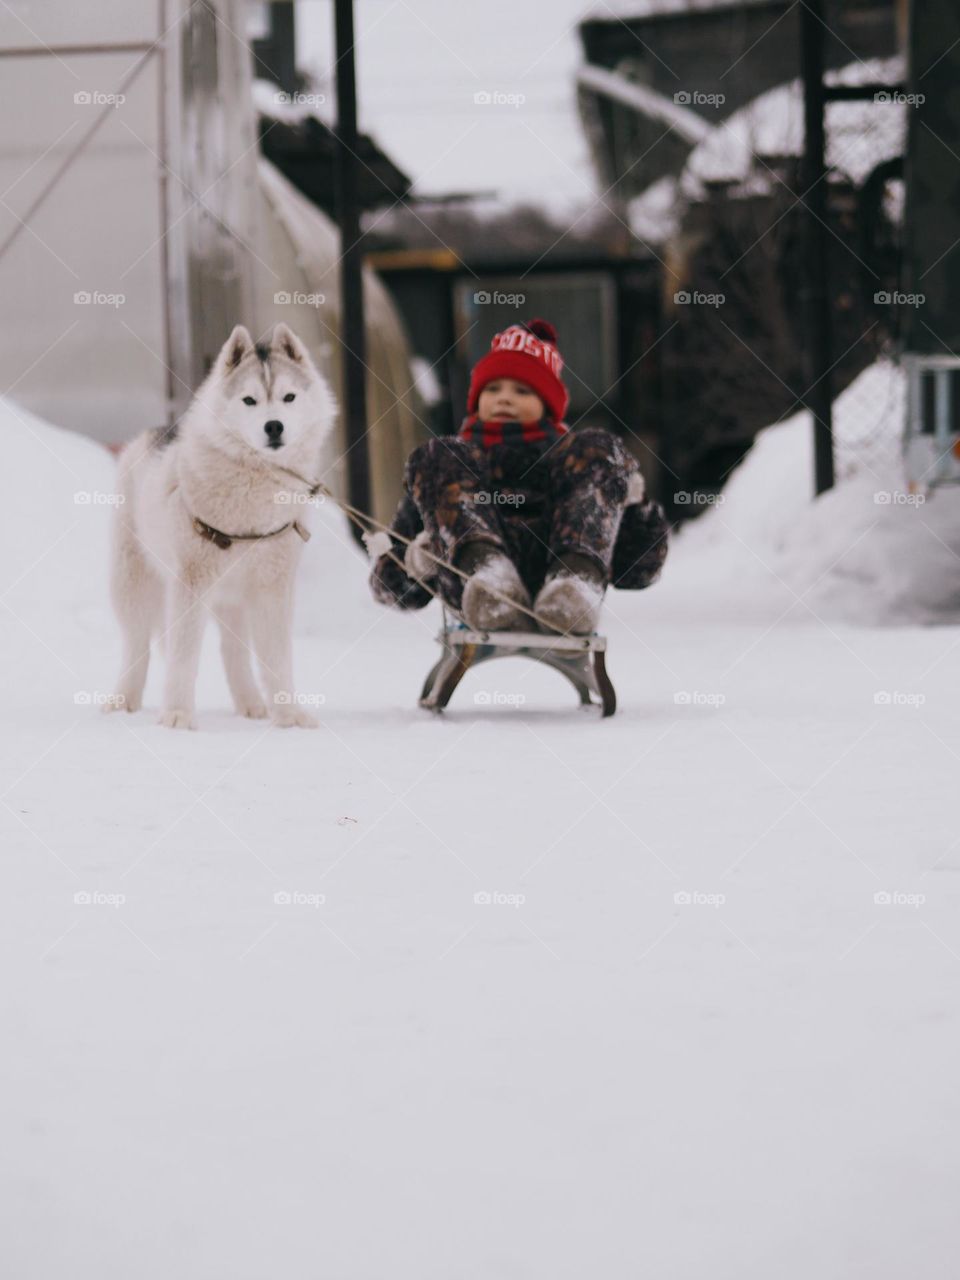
[369, 318, 668, 634]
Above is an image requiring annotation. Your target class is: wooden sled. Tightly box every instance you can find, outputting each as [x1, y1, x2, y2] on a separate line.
[419, 613, 616, 718]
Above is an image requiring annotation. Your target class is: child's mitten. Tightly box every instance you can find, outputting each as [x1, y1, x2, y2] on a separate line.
[404, 530, 441, 583]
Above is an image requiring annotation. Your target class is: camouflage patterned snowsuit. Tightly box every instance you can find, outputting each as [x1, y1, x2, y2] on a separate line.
[369, 422, 669, 613]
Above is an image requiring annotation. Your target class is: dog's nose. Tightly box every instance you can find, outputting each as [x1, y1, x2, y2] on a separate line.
[264, 420, 284, 445]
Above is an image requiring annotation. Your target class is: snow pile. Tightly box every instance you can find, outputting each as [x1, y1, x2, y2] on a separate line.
[672, 360, 960, 624]
[0, 398, 117, 696]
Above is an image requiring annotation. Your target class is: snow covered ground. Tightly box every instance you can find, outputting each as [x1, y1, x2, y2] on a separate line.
[3, 393, 960, 1278]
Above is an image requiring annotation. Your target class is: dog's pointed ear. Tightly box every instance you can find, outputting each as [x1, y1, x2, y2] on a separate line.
[272, 323, 310, 365]
[218, 324, 255, 373]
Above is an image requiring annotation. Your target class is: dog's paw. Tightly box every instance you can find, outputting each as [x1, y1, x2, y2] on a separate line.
[272, 704, 319, 729]
[237, 701, 269, 720]
[158, 708, 196, 730]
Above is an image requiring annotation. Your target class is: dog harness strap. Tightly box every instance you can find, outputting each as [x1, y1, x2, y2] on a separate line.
[191, 514, 309, 550]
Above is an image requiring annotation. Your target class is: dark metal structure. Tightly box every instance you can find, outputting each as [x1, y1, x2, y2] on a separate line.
[334, 0, 371, 535]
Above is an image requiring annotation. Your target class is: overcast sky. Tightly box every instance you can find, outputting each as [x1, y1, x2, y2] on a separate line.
[295, 0, 601, 207]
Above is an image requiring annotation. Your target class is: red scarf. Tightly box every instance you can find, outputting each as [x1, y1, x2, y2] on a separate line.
[458, 415, 569, 449]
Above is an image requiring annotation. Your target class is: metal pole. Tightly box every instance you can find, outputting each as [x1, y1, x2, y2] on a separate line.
[799, 0, 835, 495]
[334, 0, 371, 540]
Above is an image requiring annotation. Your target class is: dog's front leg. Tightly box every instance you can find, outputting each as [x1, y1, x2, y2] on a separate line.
[250, 586, 317, 728]
[159, 580, 207, 729]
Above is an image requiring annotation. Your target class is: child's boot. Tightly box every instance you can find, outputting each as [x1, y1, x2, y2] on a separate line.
[534, 553, 605, 635]
[459, 542, 531, 631]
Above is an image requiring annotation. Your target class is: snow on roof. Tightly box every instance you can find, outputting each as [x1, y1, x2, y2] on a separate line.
[681, 56, 906, 196]
[577, 64, 712, 148]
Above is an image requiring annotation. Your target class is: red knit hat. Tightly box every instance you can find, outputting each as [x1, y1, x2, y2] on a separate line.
[466, 318, 569, 423]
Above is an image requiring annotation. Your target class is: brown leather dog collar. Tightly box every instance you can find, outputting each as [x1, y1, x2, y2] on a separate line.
[191, 514, 311, 551]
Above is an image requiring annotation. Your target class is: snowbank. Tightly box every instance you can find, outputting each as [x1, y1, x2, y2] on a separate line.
[671, 360, 960, 624]
[0, 396, 116, 597]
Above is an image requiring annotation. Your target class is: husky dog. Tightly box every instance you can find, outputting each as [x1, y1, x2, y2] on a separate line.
[107, 323, 336, 729]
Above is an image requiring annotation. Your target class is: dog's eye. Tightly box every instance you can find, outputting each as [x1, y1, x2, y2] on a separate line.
[242, 395, 257, 406]
[283, 393, 296, 403]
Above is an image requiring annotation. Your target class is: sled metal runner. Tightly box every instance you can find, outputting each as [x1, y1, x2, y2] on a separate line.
[420, 614, 616, 718]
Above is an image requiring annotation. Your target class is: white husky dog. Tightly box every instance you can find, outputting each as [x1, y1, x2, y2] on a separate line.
[107, 323, 336, 729]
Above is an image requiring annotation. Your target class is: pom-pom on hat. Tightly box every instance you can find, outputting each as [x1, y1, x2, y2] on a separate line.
[466, 318, 569, 423]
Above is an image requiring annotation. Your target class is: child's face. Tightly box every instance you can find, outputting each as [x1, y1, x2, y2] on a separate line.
[477, 378, 544, 423]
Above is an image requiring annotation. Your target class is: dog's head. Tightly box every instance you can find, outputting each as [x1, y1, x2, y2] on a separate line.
[200, 323, 336, 463]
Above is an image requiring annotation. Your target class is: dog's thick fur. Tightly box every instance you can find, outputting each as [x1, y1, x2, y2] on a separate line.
[107, 323, 336, 729]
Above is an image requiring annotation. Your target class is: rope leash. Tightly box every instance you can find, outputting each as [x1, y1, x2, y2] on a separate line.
[318, 481, 573, 636]
[263, 459, 574, 636]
